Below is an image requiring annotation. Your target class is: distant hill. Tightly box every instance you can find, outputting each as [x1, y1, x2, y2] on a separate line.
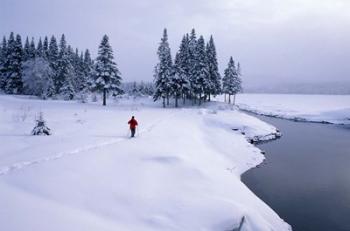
[244, 82, 350, 95]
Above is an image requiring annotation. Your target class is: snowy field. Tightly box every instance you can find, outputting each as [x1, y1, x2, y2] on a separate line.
[0, 95, 290, 231]
[235, 94, 350, 125]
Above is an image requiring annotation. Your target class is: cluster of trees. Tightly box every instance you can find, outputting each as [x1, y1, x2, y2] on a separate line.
[153, 28, 242, 107]
[0, 33, 122, 105]
[122, 82, 155, 97]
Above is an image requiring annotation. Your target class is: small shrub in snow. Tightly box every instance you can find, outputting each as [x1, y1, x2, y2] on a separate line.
[31, 112, 51, 136]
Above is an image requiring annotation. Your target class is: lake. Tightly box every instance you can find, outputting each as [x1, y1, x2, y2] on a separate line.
[242, 115, 350, 231]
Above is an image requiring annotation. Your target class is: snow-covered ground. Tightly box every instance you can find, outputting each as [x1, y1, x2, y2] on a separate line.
[235, 94, 350, 125]
[0, 95, 290, 231]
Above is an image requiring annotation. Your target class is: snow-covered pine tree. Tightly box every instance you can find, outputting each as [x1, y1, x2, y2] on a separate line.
[172, 53, 182, 107]
[193, 35, 209, 105]
[23, 37, 31, 61]
[206, 35, 221, 101]
[60, 74, 75, 100]
[28, 37, 36, 59]
[36, 38, 43, 57]
[48, 35, 59, 93]
[188, 29, 197, 102]
[91, 34, 122, 106]
[222, 57, 242, 104]
[31, 112, 51, 135]
[153, 28, 173, 108]
[173, 34, 191, 105]
[4, 33, 23, 94]
[71, 48, 86, 93]
[43, 36, 49, 59]
[56, 34, 76, 99]
[0, 36, 7, 90]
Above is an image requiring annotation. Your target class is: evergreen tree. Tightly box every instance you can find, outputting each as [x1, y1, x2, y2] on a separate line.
[31, 112, 51, 135]
[28, 37, 36, 59]
[48, 35, 59, 93]
[222, 57, 241, 104]
[153, 29, 173, 107]
[43, 36, 49, 58]
[56, 34, 76, 97]
[206, 35, 221, 100]
[188, 29, 197, 100]
[173, 34, 190, 105]
[172, 53, 185, 107]
[0, 36, 7, 90]
[4, 33, 24, 94]
[23, 37, 31, 61]
[91, 34, 122, 106]
[36, 38, 43, 57]
[193, 35, 209, 105]
[60, 75, 75, 100]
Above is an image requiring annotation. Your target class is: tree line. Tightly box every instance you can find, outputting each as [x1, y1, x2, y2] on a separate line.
[0, 33, 122, 105]
[153, 28, 242, 107]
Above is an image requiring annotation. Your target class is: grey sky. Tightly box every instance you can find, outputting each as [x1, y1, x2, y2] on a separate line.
[1, 0, 349, 87]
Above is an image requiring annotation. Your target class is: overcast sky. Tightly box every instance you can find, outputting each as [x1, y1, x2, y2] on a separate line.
[1, 0, 349, 87]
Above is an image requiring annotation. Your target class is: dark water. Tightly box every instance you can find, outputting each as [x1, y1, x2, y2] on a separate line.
[242, 115, 350, 231]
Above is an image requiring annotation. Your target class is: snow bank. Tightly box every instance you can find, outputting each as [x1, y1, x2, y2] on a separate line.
[0, 95, 290, 231]
[233, 93, 350, 125]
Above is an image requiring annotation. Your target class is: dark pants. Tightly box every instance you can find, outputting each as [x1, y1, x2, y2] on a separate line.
[130, 128, 136, 137]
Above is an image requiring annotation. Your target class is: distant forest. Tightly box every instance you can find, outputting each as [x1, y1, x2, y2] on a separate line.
[0, 30, 243, 106]
[245, 82, 350, 95]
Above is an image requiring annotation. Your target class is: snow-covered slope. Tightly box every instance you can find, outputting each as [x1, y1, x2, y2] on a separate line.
[235, 93, 350, 125]
[0, 95, 290, 231]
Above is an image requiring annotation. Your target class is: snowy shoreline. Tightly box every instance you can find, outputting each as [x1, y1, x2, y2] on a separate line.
[0, 95, 291, 231]
[236, 94, 350, 125]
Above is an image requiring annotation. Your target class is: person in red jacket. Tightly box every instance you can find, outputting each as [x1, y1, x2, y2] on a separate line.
[128, 116, 138, 137]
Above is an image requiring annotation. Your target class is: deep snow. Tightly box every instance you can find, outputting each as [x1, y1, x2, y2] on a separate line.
[0, 95, 290, 231]
[235, 93, 350, 125]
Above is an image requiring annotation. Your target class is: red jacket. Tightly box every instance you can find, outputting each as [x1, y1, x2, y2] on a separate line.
[128, 118, 138, 129]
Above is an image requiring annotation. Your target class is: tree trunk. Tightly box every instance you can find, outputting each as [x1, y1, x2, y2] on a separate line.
[162, 97, 165, 108]
[199, 93, 202, 105]
[233, 94, 236, 105]
[228, 94, 231, 104]
[175, 95, 178, 108]
[166, 95, 169, 106]
[224, 94, 226, 103]
[208, 93, 211, 102]
[103, 88, 107, 106]
[183, 94, 186, 105]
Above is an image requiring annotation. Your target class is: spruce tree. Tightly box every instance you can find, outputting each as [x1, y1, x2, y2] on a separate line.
[91, 34, 122, 106]
[193, 35, 209, 105]
[206, 35, 221, 100]
[36, 38, 43, 57]
[43, 36, 49, 58]
[4, 33, 23, 94]
[0, 36, 7, 90]
[222, 57, 241, 104]
[23, 37, 31, 61]
[174, 34, 190, 105]
[188, 29, 197, 101]
[153, 28, 173, 107]
[31, 112, 51, 135]
[56, 34, 76, 98]
[28, 37, 36, 59]
[48, 35, 59, 94]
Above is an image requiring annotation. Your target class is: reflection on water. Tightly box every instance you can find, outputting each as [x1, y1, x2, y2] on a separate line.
[242, 115, 350, 231]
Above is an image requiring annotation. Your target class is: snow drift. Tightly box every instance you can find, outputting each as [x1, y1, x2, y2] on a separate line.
[0, 95, 290, 231]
